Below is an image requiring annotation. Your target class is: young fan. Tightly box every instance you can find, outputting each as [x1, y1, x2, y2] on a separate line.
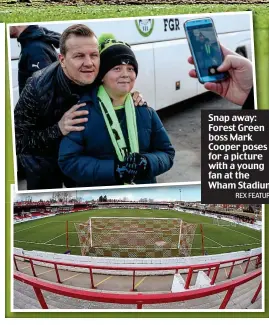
[58, 34, 175, 186]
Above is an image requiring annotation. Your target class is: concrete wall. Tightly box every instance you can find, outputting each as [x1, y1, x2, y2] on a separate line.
[14, 247, 261, 276]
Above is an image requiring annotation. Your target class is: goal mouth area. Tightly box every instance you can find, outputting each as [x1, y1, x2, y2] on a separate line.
[154, 240, 169, 247]
[73, 217, 197, 258]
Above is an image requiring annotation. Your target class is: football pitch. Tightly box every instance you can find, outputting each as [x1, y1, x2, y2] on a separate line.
[14, 209, 262, 257]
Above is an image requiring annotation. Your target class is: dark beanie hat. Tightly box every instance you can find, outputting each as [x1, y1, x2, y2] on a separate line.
[98, 35, 138, 81]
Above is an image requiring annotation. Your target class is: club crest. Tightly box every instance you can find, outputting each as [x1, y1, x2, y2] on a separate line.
[135, 19, 155, 37]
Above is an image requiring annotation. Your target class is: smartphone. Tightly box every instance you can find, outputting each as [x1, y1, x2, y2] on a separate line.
[184, 17, 228, 84]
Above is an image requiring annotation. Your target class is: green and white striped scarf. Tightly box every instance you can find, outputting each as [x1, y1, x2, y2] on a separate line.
[97, 85, 139, 161]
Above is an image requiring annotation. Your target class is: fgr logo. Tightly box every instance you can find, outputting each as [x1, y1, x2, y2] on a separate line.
[164, 18, 180, 32]
[135, 19, 154, 37]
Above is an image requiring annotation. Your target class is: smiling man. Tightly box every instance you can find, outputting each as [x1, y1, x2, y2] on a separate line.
[14, 24, 144, 190]
[59, 31, 99, 87]
[58, 37, 175, 187]
[14, 24, 98, 190]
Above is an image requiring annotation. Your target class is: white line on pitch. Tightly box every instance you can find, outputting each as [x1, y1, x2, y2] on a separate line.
[14, 223, 48, 233]
[13, 240, 67, 247]
[204, 236, 223, 247]
[44, 233, 66, 244]
[14, 240, 41, 244]
[222, 227, 261, 241]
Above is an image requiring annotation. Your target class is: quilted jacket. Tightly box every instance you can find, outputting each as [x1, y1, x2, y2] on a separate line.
[58, 88, 175, 187]
[14, 62, 93, 157]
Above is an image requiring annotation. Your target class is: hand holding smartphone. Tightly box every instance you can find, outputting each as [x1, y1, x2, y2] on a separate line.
[184, 17, 228, 84]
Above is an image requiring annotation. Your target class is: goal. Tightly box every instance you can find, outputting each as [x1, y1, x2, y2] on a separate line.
[212, 217, 237, 227]
[74, 217, 197, 258]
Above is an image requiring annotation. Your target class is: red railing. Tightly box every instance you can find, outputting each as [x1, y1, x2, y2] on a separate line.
[14, 269, 262, 309]
[13, 253, 261, 291]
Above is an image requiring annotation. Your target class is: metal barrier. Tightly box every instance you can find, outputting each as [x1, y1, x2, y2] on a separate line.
[14, 269, 262, 309]
[13, 253, 262, 291]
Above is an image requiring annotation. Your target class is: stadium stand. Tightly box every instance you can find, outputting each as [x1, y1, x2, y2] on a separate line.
[13, 201, 175, 223]
[13, 199, 262, 309]
[13, 252, 262, 309]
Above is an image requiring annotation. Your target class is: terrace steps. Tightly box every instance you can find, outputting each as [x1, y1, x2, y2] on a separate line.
[13, 271, 261, 310]
[13, 283, 42, 309]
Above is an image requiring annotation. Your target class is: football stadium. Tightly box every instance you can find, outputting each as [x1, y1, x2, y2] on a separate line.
[14, 202, 261, 257]
[13, 194, 262, 310]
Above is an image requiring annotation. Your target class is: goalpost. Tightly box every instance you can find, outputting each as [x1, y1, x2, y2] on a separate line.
[200, 224, 205, 256]
[89, 217, 93, 248]
[178, 220, 198, 257]
[212, 217, 237, 227]
[177, 220, 182, 249]
[71, 217, 198, 258]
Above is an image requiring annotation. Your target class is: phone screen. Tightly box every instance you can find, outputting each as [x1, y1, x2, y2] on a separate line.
[184, 18, 227, 83]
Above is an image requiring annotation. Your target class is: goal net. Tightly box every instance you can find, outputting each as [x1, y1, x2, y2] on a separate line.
[212, 217, 237, 227]
[74, 217, 197, 258]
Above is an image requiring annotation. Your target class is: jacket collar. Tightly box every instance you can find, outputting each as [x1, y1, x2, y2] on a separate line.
[56, 65, 98, 102]
[79, 86, 98, 104]
[56, 64, 75, 98]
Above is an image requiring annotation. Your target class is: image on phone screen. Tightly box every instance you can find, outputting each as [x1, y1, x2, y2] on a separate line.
[184, 18, 228, 83]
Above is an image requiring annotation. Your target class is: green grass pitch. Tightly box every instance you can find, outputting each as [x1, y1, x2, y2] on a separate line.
[14, 208, 261, 257]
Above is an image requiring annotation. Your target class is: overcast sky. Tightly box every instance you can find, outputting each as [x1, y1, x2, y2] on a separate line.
[15, 184, 201, 203]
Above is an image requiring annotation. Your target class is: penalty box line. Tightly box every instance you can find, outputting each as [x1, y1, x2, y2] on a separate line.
[14, 222, 51, 234]
[13, 239, 70, 247]
[222, 226, 262, 242]
[14, 232, 67, 246]
[204, 236, 223, 247]
[44, 233, 66, 244]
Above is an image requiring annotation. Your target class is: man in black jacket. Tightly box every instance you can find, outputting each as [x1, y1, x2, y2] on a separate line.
[14, 24, 143, 190]
[10, 25, 60, 94]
